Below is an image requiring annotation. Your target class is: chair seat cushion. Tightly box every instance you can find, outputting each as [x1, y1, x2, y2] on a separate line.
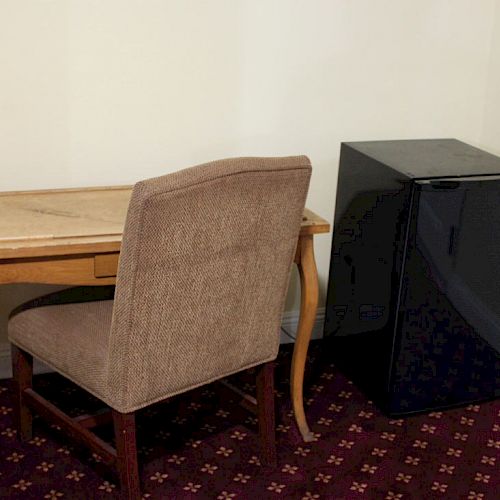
[8, 287, 115, 403]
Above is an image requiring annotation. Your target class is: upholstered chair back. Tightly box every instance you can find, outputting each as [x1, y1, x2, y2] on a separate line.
[107, 157, 311, 412]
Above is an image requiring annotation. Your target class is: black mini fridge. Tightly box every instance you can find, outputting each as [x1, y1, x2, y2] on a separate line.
[324, 139, 500, 415]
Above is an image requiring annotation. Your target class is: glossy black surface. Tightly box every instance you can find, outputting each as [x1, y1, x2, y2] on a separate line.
[325, 140, 500, 415]
[346, 139, 500, 179]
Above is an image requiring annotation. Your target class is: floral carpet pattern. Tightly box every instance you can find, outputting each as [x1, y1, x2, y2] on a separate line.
[0, 342, 498, 499]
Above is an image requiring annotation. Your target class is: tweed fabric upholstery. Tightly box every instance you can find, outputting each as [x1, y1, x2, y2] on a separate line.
[9, 157, 311, 413]
[9, 287, 115, 401]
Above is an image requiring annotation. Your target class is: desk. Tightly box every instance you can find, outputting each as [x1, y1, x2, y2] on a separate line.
[0, 186, 330, 442]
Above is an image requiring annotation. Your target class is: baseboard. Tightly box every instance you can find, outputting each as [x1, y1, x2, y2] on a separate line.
[279, 307, 325, 344]
[0, 308, 325, 380]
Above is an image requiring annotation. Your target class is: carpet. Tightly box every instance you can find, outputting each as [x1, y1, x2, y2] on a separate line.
[0, 343, 498, 499]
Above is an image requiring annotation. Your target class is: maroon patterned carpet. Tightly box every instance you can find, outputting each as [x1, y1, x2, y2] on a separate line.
[0, 342, 498, 499]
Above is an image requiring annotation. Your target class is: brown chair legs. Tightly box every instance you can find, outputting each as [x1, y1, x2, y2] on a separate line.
[11, 345, 33, 441]
[256, 361, 277, 466]
[113, 410, 140, 500]
[10, 347, 275, 499]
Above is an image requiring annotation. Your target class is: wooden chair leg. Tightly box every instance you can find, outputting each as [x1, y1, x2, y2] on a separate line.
[11, 345, 33, 441]
[113, 410, 140, 500]
[256, 361, 277, 466]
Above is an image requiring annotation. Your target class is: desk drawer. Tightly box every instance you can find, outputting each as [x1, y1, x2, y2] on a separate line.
[94, 253, 119, 278]
[0, 254, 117, 285]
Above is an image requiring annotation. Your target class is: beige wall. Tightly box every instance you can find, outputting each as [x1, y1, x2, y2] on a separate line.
[481, 0, 500, 154]
[1, 0, 500, 352]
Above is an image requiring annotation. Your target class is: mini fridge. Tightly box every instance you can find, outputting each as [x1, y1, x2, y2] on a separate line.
[324, 139, 500, 415]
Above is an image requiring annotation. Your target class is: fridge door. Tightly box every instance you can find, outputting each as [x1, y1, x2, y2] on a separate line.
[390, 178, 500, 414]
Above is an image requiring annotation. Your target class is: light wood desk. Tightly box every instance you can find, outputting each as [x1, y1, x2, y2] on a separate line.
[0, 186, 330, 442]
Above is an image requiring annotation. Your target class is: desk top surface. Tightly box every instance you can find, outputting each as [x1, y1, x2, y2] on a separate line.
[0, 186, 330, 259]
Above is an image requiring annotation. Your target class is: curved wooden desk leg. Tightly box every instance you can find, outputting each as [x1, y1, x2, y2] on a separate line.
[291, 234, 319, 443]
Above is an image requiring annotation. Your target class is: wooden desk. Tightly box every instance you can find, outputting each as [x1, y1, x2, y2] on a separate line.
[0, 186, 330, 442]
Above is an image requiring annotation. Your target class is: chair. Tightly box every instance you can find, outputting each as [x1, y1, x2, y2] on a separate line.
[9, 156, 312, 499]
